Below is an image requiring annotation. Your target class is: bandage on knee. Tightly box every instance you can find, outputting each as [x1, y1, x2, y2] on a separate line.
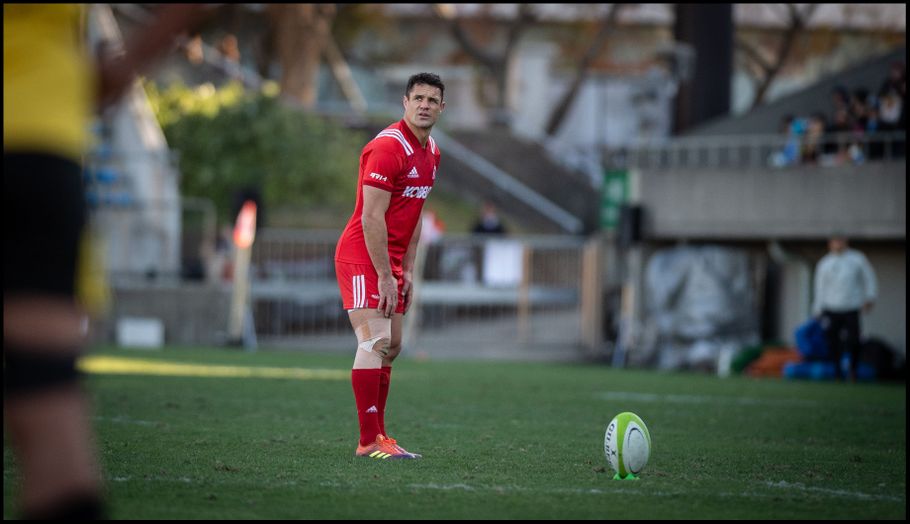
[353, 318, 392, 368]
[358, 336, 390, 357]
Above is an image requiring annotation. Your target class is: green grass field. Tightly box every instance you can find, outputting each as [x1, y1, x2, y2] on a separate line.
[4, 346, 906, 519]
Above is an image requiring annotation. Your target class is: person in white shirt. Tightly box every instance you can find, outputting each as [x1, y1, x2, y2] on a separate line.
[812, 234, 877, 381]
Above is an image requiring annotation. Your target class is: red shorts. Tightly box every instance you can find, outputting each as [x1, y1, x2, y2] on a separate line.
[334, 261, 406, 314]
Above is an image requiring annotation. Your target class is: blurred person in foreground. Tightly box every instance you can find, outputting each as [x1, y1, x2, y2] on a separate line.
[3, 4, 210, 518]
[811, 234, 878, 382]
[334, 73, 445, 460]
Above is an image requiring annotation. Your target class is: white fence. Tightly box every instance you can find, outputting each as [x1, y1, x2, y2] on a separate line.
[249, 229, 599, 360]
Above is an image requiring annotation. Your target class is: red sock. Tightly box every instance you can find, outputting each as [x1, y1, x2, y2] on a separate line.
[378, 367, 392, 436]
[351, 369, 382, 446]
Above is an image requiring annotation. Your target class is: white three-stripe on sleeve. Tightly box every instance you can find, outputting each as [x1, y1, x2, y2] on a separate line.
[375, 129, 414, 156]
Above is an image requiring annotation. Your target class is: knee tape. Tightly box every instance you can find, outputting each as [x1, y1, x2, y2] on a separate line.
[4, 349, 80, 397]
[354, 318, 392, 358]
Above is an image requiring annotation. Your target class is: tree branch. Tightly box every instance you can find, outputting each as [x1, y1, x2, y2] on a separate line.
[735, 37, 773, 75]
[750, 3, 816, 109]
[504, 4, 536, 54]
[434, 4, 535, 124]
[544, 4, 624, 136]
[433, 4, 499, 70]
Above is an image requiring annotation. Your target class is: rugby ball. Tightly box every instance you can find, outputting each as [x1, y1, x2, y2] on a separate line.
[604, 412, 651, 478]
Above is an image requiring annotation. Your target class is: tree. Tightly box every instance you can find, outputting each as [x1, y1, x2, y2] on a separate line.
[543, 4, 625, 137]
[146, 81, 365, 226]
[266, 4, 336, 109]
[433, 4, 536, 127]
[736, 4, 819, 110]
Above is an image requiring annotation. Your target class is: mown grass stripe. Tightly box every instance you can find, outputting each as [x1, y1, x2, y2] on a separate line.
[77, 356, 348, 381]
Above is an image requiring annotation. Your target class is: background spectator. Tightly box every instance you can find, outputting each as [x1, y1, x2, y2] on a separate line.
[472, 201, 508, 235]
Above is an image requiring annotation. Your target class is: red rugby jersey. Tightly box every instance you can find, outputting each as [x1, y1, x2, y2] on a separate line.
[335, 119, 441, 272]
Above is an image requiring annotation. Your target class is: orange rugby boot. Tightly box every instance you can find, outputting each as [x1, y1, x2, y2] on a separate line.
[355, 434, 417, 460]
[384, 435, 422, 459]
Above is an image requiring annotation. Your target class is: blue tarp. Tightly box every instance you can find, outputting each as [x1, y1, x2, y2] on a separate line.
[794, 318, 828, 361]
[787, 318, 876, 380]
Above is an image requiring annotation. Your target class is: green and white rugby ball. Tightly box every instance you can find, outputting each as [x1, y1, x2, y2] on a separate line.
[604, 412, 651, 478]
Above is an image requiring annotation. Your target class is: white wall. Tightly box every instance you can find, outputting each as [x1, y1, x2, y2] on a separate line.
[774, 245, 904, 358]
[862, 248, 907, 357]
[88, 4, 182, 278]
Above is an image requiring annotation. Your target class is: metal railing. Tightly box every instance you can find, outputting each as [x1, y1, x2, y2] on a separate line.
[432, 130, 584, 234]
[248, 229, 591, 358]
[605, 131, 907, 171]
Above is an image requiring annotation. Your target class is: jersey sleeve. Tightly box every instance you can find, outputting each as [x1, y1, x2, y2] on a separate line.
[361, 143, 402, 192]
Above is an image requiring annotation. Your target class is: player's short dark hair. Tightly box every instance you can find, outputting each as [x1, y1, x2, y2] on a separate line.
[406, 73, 444, 100]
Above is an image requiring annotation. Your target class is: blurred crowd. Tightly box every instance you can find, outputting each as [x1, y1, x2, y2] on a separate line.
[772, 61, 906, 167]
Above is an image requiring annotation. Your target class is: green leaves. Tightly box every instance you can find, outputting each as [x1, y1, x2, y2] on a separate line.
[146, 81, 365, 225]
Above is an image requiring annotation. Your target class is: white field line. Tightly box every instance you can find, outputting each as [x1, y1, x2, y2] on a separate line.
[764, 481, 904, 502]
[110, 476, 193, 483]
[94, 416, 158, 426]
[597, 391, 819, 407]
[405, 482, 904, 502]
[110, 476, 300, 487]
[101, 477, 904, 503]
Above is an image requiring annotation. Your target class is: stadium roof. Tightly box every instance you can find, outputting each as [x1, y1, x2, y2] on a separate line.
[385, 4, 906, 32]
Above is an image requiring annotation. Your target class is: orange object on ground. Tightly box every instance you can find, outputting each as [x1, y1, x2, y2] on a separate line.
[745, 348, 803, 378]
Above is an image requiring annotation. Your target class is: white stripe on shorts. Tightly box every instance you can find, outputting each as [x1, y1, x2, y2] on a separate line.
[352, 275, 359, 308]
[352, 274, 366, 308]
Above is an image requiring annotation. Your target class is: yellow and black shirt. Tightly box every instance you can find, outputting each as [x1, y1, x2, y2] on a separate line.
[4, 4, 93, 161]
